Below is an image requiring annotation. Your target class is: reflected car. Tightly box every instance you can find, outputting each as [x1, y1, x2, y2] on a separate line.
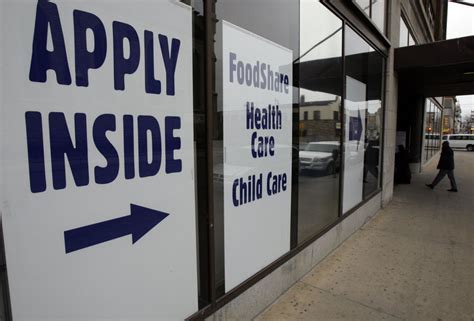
[299, 141, 340, 174]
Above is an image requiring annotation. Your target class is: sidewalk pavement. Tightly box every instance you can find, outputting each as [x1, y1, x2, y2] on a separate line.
[256, 151, 474, 320]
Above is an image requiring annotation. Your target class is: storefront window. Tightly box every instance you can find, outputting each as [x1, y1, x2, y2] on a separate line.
[422, 99, 442, 163]
[343, 26, 383, 212]
[215, 0, 299, 294]
[2, 0, 390, 318]
[355, 0, 386, 34]
[197, 0, 386, 304]
[297, 0, 342, 243]
[363, 49, 383, 198]
[372, 0, 386, 33]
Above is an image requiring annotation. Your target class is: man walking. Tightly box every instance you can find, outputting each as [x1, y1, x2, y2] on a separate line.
[426, 141, 458, 192]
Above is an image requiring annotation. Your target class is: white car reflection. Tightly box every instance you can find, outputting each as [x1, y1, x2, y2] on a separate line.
[299, 141, 340, 174]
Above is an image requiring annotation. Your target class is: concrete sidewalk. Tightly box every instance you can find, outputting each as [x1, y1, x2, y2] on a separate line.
[256, 151, 474, 320]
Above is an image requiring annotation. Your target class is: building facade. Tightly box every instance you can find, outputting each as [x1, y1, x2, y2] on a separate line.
[0, 0, 454, 320]
[442, 96, 462, 134]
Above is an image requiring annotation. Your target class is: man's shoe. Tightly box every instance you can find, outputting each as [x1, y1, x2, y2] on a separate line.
[447, 189, 458, 192]
[425, 184, 434, 189]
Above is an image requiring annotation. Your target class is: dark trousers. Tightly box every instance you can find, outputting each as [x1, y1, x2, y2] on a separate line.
[432, 169, 458, 190]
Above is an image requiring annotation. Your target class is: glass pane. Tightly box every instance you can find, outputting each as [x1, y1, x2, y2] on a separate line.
[297, 0, 342, 243]
[436, 106, 441, 149]
[343, 26, 370, 213]
[399, 17, 408, 47]
[342, 26, 384, 210]
[371, 0, 386, 33]
[355, 0, 371, 15]
[408, 33, 415, 46]
[434, 104, 437, 153]
[427, 102, 432, 159]
[423, 100, 428, 162]
[215, 0, 298, 294]
[363, 49, 383, 198]
[429, 102, 434, 158]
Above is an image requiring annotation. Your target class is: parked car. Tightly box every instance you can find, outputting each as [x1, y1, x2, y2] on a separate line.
[299, 141, 340, 174]
[442, 134, 474, 151]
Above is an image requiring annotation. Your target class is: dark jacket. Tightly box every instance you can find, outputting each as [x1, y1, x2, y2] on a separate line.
[437, 145, 454, 170]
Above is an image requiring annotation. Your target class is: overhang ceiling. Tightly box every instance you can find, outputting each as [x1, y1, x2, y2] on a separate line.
[297, 51, 383, 101]
[395, 36, 474, 97]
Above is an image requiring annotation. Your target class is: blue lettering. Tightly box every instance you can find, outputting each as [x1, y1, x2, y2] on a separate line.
[260, 63, 267, 89]
[246, 102, 254, 129]
[229, 52, 237, 83]
[25, 113, 186, 192]
[245, 63, 252, 86]
[165, 116, 182, 173]
[232, 174, 263, 206]
[267, 65, 274, 91]
[25, 112, 47, 193]
[284, 75, 289, 93]
[159, 34, 180, 96]
[113, 21, 140, 91]
[138, 116, 161, 177]
[49, 112, 89, 190]
[251, 131, 257, 159]
[253, 61, 260, 87]
[144, 30, 162, 94]
[267, 172, 287, 196]
[73, 10, 107, 87]
[29, 0, 71, 85]
[123, 115, 135, 179]
[255, 108, 261, 129]
[93, 114, 119, 184]
[232, 179, 239, 207]
[29, 4, 183, 96]
[237, 61, 244, 84]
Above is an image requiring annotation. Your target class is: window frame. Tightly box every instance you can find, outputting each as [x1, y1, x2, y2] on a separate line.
[188, 1, 388, 319]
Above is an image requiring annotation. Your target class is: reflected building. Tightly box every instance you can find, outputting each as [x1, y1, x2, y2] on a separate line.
[442, 97, 462, 134]
[299, 96, 341, 144]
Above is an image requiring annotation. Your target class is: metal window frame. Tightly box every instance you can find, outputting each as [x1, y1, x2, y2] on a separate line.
[340, 22, 386, 214]
[187, 1, 388, 319]
[322, 0, 390, 56]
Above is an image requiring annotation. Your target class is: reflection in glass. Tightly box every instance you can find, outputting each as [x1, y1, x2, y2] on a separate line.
[343, 26, 384, 212]
[215, 0, 299, 295]
[423, 99, 442, 163]
[363, 45, 383, 198]
[208, 0, 385, 299]
[371, 0, 386, 33]
[355, 0, 386, 34]
[355, 0, 371, 14]
[297, 0, 342, 243]
[399, 17, 408, 47]
[343, 27, 368, 213]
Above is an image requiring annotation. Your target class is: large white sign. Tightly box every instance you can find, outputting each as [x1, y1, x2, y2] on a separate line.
[221, 21, 293, 291]
[343, 76, 366, 213]
[0, 1, 198, 320]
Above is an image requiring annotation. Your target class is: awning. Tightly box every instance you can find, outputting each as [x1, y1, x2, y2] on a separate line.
[395, 36, 474, 97]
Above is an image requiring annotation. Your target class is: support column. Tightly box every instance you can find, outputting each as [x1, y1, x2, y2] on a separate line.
[382, 0, 401, 206]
